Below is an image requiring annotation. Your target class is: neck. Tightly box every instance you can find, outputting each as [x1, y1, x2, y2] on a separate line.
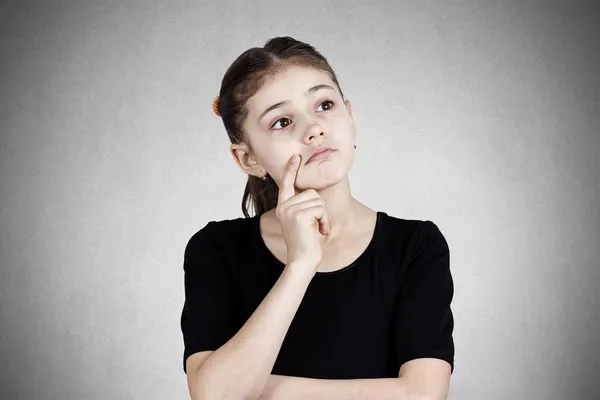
[310, 177, 360, 245]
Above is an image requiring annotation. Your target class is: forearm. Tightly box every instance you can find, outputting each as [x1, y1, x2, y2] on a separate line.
[258, 374, 415, 400]
[193, 264, 314, 400]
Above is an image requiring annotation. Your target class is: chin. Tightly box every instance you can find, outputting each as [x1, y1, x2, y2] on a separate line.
[298, 157, 351, 190]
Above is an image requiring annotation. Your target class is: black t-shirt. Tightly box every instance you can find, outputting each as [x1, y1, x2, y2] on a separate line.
[180, 211, 454, 378]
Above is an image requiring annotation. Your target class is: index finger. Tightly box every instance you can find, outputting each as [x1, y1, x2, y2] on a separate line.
[278, 154, 300, 204]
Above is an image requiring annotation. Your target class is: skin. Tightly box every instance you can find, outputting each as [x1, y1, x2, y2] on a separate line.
[228, 65, 451, 397]
[230, 65, 375, 246]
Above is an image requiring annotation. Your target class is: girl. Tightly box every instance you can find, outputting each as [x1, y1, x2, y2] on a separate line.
[181, 36, 454, 400]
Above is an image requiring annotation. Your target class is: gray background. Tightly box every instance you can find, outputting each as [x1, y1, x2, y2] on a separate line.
[1, 1, 598, 399]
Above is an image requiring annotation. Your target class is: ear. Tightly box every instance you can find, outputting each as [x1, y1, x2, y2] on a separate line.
[230, 143, 265, 179]
[345, 99, 355, 129]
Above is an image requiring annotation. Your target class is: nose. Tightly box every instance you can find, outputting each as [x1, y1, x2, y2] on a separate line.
[302, 122, 326, 144]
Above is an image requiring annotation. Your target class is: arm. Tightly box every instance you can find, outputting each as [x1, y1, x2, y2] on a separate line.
[255, 221, 455, 400]
[392, 220, 454, 399]
[256, 358, 451, 400]
[190, 263, 314, 400]
[258, 375, 411, 400]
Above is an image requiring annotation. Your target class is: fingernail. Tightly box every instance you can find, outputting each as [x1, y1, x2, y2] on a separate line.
[290, 155, 298, 163]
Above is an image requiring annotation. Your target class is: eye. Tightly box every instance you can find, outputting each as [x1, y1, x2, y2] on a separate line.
[316, 100, 335, 112]
[269, 100, 335, 131]
[271, 117, 292, 130]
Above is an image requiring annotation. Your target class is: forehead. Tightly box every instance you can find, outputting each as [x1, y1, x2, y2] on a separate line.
[246, 66, 335, 111]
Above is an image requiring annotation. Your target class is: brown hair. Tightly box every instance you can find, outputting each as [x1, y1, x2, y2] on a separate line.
[214, 36, 346, 218]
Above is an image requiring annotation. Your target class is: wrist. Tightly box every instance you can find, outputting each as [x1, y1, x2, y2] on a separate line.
[284, 261, 317, 280]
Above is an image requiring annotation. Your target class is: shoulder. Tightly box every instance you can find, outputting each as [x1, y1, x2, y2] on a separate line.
[379, 212, 447, 250]
[184, 216, 256, 261]
[378, 212, 450, 273]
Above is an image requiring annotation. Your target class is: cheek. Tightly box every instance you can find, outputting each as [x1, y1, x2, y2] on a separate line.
[271, 142, 297, 159]
[332, 113, 353, 130]
[333, 119, 355, 144]
[261, 144, 294, 172]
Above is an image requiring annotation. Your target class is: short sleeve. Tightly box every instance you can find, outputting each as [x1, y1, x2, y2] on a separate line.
[180, 222, 239, 373]
[394, 220, 455, 373]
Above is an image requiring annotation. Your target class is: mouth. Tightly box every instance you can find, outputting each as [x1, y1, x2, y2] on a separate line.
[307, 148, 336, 164]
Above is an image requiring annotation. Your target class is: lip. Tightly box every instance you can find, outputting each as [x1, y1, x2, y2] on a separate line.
[307, 148, 335, 164]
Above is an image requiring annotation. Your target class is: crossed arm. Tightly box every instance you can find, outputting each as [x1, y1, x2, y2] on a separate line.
[258, 358, 451, 400]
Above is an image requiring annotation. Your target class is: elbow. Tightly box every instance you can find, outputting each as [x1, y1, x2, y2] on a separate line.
[406, 386, 447, 400]
[403, 377, 448, 400]
[190, 367, 261, 400]
[416, 392, 448, 400]
[409, 396, 442, 400]
[416, 394, 447, 400]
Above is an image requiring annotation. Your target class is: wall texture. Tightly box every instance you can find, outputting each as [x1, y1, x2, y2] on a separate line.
[1, 1, 598, 399]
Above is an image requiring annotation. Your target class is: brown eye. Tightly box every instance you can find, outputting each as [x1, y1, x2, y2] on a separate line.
[317, 100, 335, 111]
[272, 117, 292, 130]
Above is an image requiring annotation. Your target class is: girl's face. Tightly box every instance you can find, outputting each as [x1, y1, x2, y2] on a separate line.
[233, 65, 356, 191]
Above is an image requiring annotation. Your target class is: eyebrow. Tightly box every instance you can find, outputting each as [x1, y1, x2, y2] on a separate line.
[257, 84, 336, 123]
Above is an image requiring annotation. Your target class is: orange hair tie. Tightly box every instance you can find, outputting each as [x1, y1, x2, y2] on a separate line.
[212, 95, 221, 116]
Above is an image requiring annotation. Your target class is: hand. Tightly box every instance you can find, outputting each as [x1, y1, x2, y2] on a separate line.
[275, 154, 331, 272]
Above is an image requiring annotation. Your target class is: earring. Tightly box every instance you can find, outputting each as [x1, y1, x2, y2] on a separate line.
[261, 170, 267, 181]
